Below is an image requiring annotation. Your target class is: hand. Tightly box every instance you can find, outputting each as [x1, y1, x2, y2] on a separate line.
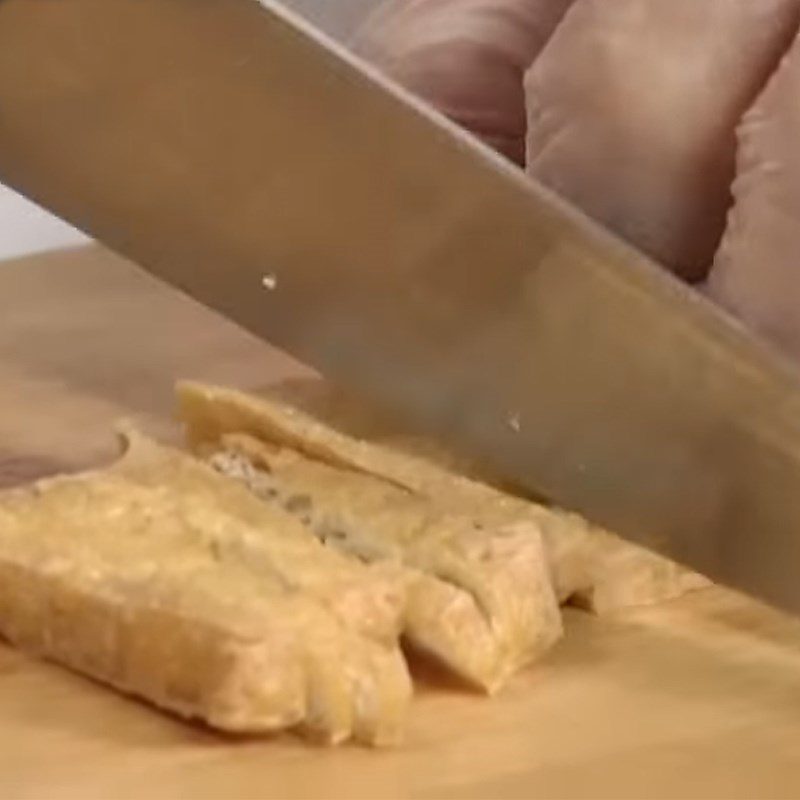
[353, 0, 800, 363]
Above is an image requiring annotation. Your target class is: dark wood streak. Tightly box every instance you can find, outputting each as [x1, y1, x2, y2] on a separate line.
[0, 453, 69, 489]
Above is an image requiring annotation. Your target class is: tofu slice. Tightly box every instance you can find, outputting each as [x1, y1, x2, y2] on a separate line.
[178, 381, 709, 615]
[204, 432, 561, 693]
[0, 430, 411, 746]
[178, 383, 563, 692]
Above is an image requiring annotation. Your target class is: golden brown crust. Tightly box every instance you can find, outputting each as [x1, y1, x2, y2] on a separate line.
[273, 382, 713, 612]
[208, 433, 561, 692]
[0, 431, 411, 745]
[178, 380, 710, 616]
[178, 385, 563, 692]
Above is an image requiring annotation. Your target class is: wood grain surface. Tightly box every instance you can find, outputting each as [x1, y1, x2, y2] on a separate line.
[2, 246, 800, 800]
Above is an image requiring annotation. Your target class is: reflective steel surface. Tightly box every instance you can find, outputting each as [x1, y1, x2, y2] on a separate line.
[1, 0, 800, 611]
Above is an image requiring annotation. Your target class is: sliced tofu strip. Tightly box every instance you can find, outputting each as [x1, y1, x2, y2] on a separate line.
[178, 381, 709, 615]
[204, 432, 561, 693]
[0, 430, 410, 746]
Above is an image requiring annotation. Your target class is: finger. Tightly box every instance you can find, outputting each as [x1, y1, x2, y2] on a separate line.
[707, 33, 800, 362]
[524, 0, 800, 280]
[352, 0, 575, 164]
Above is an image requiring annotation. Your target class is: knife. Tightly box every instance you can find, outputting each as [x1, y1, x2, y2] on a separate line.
[1, 0, 800, 613]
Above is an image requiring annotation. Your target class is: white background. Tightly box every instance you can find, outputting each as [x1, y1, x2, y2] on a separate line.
[0, 0, 378, 261]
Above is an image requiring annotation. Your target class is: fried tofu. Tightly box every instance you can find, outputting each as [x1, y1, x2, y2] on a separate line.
[0, 430, 410, 745]
[178, 383, 562, 692]
[205, 432, 561, 692]
[178, 380, 709, 616]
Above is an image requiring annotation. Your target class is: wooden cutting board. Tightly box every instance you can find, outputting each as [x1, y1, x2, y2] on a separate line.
[2, 245, 800, 800]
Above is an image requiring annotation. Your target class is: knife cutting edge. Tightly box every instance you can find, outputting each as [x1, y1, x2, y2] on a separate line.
[0, 0, 800, 612]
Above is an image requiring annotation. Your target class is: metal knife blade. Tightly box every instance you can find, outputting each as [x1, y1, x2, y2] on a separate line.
[1, 0, 800, 612]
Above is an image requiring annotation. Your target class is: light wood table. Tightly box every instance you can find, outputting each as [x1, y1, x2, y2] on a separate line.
[2, 246, 800, 799]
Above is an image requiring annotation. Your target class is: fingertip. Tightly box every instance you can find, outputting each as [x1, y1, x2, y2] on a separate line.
[523, 0, 800, 281]
[709, 30, 800, 362]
